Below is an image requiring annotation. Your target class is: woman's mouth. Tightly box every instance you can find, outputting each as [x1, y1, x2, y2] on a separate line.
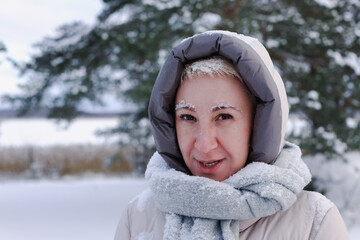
[196, 159, 223, 174]
[201, 160, 220, 167]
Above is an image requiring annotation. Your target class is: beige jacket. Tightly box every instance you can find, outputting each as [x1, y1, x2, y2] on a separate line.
[115, 190, 348, 240]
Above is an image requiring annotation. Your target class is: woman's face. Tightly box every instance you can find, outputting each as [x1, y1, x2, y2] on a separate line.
[175, 74, 254, 181]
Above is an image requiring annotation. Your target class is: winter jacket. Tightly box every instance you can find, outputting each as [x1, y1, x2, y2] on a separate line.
[115, 31, 349, 239]
[115, 190, 348, 240]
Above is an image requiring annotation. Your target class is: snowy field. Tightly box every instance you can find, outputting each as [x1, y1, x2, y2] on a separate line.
[0, 177, 148, 240]
[0, 176, 359, 240]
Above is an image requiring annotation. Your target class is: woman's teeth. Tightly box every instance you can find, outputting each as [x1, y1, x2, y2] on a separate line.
[201, 161, 220, 167]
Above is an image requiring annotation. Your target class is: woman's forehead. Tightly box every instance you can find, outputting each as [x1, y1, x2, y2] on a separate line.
[177, 74, 248, 97]
[175, 75, 253, 114]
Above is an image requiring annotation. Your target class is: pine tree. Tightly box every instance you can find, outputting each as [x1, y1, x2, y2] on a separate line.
[4, 0, 360, 170]
[260, 0, 360, 155]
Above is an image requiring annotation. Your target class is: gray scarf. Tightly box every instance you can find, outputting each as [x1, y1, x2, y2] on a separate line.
[145, 142, 311, 240]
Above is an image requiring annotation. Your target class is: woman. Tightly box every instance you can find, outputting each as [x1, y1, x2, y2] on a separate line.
[115, 31, 348, 239]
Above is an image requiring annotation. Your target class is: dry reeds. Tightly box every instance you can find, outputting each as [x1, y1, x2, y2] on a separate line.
[0, 144, 135, 178]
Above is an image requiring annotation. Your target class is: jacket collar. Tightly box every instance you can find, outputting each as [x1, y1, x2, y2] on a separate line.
[239, 217, 261, 232]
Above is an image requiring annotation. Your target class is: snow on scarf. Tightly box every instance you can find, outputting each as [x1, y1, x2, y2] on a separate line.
[145, 142, 312, 240]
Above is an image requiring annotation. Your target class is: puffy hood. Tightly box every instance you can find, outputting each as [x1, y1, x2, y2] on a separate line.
[148, 30, 289, 173]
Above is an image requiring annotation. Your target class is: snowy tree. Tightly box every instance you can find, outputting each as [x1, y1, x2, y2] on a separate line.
[0, 41, 6, 64]
[0, 41, 5, 51]
[3, 0, 360, 170]
[268, 0, 360, 155]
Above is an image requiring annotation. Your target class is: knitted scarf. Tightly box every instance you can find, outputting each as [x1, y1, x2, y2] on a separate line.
[145, 142, 311, 240]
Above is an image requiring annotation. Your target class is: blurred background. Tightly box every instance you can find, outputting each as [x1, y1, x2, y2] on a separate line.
[0, 0, 359, 239]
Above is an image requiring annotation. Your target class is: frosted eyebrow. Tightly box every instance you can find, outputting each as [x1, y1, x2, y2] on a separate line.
[210, 103, 241, 112]
[175, 100, 196, 111]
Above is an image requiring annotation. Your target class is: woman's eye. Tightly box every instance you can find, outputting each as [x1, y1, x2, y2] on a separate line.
[179, 114, 196, 121]
[217, 114, 233, 120]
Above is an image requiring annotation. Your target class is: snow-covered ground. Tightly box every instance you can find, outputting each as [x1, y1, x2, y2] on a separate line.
[0, 176, 148, 240]
[0, 176, 358, 240]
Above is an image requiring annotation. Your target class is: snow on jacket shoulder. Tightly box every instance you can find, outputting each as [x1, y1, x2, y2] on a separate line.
[114, 190, 348, 240]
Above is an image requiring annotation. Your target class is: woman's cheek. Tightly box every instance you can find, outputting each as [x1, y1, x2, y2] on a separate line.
[176, 124, 193, 150]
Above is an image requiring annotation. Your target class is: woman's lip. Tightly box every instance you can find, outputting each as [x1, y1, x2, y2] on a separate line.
[196, 158, 223, 163]
[195, 158, 224, 173]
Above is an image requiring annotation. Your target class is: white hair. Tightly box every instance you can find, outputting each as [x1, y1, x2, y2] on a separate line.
[181, 56, 242, 83]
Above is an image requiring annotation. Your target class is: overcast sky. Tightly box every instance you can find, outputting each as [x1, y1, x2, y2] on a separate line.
[0, 0, 103, 95]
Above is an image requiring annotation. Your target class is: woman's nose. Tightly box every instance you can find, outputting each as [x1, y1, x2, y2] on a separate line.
[194, 123, 218, 153]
